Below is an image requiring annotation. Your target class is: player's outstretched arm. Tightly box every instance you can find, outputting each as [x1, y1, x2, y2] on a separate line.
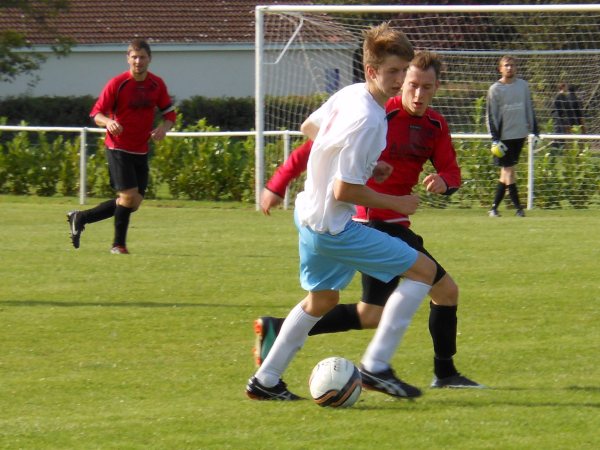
[266, 141, 312, 197]
[333, 179, 420, 215]
[261, 140, 313, 215]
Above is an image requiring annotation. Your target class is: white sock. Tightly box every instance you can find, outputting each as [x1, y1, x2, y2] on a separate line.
[361, 280, 431, 373]
[255, 302, 321, 387]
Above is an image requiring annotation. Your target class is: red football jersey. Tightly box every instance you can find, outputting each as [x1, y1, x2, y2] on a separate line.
[354, 96, 461, 226]
[90, 71, 176, 154]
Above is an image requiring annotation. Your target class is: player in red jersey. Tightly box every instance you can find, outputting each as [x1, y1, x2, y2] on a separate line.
[257, 51, 483, 389]
[67, 39, 176, 254]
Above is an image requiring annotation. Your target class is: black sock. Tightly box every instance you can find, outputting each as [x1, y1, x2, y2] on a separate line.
[491, 182, 506, 210]
[113, 205, 133, 247]
[79, 199, 117, 225]
[309, 303, 362, 336]
[429, 302, 459, 378]
[507, 183, 522, 210]
[434, 357, 459, 379]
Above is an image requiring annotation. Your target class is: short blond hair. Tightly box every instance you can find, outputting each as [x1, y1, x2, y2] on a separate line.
[362, 22, 414, 70]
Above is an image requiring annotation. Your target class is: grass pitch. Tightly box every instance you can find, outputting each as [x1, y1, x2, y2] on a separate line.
[0, 196, 598, 449]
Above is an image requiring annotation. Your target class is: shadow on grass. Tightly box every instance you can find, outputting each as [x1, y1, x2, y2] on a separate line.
[486, 385, 600, 394]
[352, 386, 600, 410]
[0, 300, 246, 308]
[355, 399, 600, 411]
[567, 385, 600, 393]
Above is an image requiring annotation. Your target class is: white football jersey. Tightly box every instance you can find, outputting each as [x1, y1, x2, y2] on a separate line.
[296, 83, 387, 234]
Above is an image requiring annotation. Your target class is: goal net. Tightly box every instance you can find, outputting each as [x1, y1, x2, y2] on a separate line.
[255, 4, 600, 210]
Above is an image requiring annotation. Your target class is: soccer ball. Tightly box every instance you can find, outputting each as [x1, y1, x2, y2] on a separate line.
[308, 356, 362, 408]
[491, 141, 507, 158]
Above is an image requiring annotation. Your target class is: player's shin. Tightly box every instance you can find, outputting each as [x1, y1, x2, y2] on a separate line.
[429, 303, 459, 378]
[361, 279, 431, 373]
[254, 302, 321, 387]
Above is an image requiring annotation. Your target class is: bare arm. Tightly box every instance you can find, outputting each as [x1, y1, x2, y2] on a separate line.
[93, 112, 123, 136]
[333, 179, 419, 215]
[151, 119, 174, 141]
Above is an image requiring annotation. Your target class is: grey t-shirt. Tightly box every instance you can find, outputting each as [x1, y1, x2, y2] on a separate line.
[486, 78, 539, 141]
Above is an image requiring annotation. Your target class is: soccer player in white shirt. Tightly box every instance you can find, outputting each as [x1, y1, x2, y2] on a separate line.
[246, 23, 436, 401]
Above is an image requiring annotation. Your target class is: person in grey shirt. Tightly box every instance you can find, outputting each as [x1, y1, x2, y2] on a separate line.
[486, 55, 539, 217]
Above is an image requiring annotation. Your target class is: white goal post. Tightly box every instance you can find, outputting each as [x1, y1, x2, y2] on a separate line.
[255, 4, 600, 211]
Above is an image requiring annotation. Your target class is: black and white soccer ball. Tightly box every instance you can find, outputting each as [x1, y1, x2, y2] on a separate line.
[308, 356, 362, 408]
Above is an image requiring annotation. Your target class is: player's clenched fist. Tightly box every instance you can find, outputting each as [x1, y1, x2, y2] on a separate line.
[423, 173, 448, 194]
[392, 194, 420, 215]
[107, 119, 123, 136]
[260, 188, 283, 216]
[371, 161, 393, 183]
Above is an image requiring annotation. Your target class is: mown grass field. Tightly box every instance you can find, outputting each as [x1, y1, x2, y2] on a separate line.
[1, 196, 598, 449]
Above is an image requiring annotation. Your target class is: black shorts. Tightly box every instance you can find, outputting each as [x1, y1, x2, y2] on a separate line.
[106, 148, 149, 196]
[361, 221, 446, 306]
[494, 138, 525, 168]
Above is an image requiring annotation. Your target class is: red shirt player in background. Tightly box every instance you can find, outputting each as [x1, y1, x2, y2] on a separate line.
[67, 39, 176, 254]
[256, 51, 483, 389]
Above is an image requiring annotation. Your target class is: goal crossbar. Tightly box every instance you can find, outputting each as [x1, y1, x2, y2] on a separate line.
[257, 4, 600, 14]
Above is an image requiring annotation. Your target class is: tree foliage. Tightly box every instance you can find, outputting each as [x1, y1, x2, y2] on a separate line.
[0, 0, 74, 84]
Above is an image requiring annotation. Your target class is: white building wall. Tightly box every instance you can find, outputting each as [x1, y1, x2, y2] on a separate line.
[0, 44, 257, 101]
[264, 48, 355, 96]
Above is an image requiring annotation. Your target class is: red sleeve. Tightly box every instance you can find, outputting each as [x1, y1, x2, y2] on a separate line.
[157, 77, 177, 123]
[90, 75, 120, 119]
[431, 117, 461, 195]
[265, 140, 312, 197]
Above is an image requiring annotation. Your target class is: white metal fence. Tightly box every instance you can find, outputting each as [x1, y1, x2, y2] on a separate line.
[0, 125, 598, 210]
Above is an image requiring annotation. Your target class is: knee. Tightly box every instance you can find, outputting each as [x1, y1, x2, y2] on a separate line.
[305, 291, 339, 316]
[323, 294, 339, 310]
[118, 192, 143, 210]
[413, 253, 436, 285]
[131, 199, 142, 212]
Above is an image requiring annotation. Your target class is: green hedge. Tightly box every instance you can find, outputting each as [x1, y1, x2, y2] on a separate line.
[149, 119, 255, 201]
[0, 114, 599, 208]
[0, 96, 97, 127]
[177, 96, 254, 130]
[0, 94, 331, 131]
[0, 95, 255, 130]
[0, 117, 258, 202]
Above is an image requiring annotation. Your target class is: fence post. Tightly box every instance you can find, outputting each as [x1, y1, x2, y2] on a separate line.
[79, 127, 87, 205]
[283, 131, 291, 210]
[526, 134, 535, 210]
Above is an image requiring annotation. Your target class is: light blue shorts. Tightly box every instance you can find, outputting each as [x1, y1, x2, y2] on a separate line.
[295, 210, 418, 292]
